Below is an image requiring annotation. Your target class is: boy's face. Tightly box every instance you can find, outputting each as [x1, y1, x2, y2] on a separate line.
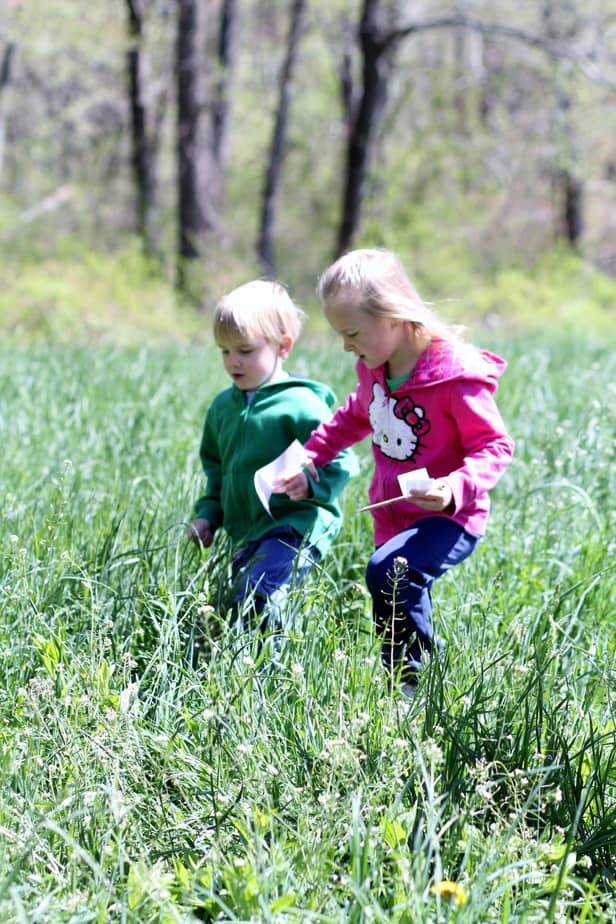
[216, 333, 291, 391]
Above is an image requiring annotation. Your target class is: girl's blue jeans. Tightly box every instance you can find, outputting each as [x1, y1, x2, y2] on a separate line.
[230, 526, 317, 631]
[365, 516, 479, 683]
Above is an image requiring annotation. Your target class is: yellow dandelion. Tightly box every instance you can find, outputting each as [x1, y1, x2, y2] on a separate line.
[430, 880, 468, 906]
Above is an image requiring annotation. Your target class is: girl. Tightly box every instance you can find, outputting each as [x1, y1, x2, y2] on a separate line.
[277, 249, 514, 695]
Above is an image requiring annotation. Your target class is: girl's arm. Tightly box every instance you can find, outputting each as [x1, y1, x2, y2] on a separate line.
[275, 385, 367, 500]
[304, 386, 372, 466]
[445, 380, 514, 512]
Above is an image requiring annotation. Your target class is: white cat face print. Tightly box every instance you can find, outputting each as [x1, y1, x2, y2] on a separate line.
[368, 383, 431, 461]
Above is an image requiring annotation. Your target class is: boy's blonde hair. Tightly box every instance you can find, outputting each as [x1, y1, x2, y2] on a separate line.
[214, 280, 304, 344]
[318, 248, 460, 342]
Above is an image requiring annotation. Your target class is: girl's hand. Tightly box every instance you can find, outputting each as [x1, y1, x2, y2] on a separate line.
[409, 479, 454, 513]
[272, 458, 319, 501]
[272, 469, 311, 501]
[187, 517, 214, 546]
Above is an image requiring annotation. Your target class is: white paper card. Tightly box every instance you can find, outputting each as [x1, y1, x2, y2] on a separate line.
[397, 468, 433, 495]
[254, 439, 307, 517]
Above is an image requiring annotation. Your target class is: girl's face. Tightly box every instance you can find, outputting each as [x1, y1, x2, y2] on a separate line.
[217, 332, 291, 390]
[324, 295, 412, 376]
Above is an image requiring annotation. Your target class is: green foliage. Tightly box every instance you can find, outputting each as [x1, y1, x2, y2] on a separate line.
[0, 239, 203, 344]
[0, 333, 614, 920]
[470, 249, 616, 333]
[4, 0, 615, 288]
[1, 233, 615, 346]
[361, 202, 616, 335]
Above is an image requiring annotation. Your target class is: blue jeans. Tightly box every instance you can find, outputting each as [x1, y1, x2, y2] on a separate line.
[230, 526, 318, 631]
[365, 517, 479, 682]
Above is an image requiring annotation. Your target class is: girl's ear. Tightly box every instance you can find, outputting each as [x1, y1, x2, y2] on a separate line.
[278, 333, 293, 359]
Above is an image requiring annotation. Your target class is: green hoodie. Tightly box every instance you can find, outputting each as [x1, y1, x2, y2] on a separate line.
[193, 375, 357, 557]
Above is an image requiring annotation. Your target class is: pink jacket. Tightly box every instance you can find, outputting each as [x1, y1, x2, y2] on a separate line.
[304, 338, 514, 545]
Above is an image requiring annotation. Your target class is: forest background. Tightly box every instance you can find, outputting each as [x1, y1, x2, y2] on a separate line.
[1, 0, 615, 340]
[1, 2, 616, 921]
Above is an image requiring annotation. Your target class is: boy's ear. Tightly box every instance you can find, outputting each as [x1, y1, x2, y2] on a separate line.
[278, 334, 293, 359]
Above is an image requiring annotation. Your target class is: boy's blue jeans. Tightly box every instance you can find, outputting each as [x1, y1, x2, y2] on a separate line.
[230, 526, 318, 631]
[365, 516, 479, 683]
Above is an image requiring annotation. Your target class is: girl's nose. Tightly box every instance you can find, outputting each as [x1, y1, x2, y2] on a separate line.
[343, 339, 354, 352]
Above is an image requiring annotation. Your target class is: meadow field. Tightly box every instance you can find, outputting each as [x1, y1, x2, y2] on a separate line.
[0, 332, 614, 922]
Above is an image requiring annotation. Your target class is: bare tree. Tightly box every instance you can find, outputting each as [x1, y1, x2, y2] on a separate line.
[562, 171, 584, 245]
[336, 1, 616, 256]
[257, 0, 306, 276]
[177, 0, 214, 285]
[125, 0, 168, 258]
[336, 0, 396, 256]
[543, 1, 584, 247]
[210, 0, 239, 208]
[176, 0, 239, 289]
[0, 42, 15, 181]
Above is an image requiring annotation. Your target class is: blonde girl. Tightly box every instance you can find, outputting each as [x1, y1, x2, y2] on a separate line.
[277, 250, 514, 696]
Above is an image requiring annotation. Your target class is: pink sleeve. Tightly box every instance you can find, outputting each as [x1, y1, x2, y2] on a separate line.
[446, 381, 514, 512]
[304, 385, 372, 465]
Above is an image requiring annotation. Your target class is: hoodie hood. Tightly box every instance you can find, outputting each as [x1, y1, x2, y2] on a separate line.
[233, 373, 337, 409]
[406, 339, 507, 392]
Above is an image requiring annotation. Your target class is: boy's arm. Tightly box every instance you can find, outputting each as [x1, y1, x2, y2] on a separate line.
[192, 411, 224, 531]
[305, 448, 358, 504]
[187, 517, 215, 546]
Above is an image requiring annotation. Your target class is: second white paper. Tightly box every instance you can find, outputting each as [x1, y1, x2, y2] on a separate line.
[397, 467, 433, 495]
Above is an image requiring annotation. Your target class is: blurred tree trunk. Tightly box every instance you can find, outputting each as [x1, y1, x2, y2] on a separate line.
[336, 0, 394, 257]
[177, 0, 239, 291]
[257, 0, 306, 276]
[177, 0, 212, 286]
[210, 0, 239, 209]
[334, 3, 608, 257]
[125, 0, 167, 259]
[453, 27, 469, 138]
[543, 1, 584, 248]
[0, 42, 15, 181]
[563, 171, 584, 245]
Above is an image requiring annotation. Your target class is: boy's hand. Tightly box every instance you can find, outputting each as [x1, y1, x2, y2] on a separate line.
[187, 518, 214, 547]
[408, 479, 454, 513]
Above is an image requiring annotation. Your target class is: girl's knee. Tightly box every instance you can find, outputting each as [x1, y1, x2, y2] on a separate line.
[366, 551, 425, 591]
[365, 553, 388, 594]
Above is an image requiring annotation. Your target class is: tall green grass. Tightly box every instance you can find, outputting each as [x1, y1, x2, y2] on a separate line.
[0, 333, 614, 922]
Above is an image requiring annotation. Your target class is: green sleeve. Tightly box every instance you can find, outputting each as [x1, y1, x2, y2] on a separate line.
[308, 449, 358, 504]
[193, 408, 224, 529]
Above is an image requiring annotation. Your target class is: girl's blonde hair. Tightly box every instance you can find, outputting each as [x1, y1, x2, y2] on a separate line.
[318, 248, 460, 342]
[214, 280, 304, 344]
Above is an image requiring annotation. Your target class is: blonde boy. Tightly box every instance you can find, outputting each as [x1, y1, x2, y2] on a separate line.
[188, 280, 356, 632]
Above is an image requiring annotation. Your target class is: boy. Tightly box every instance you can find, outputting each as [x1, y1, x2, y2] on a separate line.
[188, 279, 356, 633]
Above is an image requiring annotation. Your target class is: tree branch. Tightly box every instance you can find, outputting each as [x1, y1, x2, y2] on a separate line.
[0, 185, 73, 241]
[381, 13, 616, 91]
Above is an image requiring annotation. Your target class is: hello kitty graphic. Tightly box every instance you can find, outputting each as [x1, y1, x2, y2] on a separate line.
[368, 383, 431, 461]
